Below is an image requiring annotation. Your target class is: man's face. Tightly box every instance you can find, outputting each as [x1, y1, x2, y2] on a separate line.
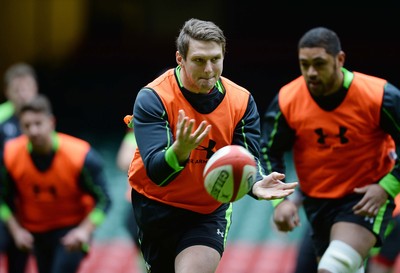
[19, 111, 54, 153]
[177, 39, 224, 94]
[6, 75, 38, 111]
[299, 47, 344, 97]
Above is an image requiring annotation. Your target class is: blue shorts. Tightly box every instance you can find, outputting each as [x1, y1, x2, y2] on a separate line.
[131, 188, 232, 273]
[303, 192, 395, 257]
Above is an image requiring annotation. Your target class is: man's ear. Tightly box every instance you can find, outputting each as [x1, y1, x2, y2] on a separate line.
[176, 51, 183, 66]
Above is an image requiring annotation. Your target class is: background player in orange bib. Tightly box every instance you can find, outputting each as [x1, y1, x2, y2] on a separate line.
[261, 27, 400, 273]
[0, 94, 111, 273]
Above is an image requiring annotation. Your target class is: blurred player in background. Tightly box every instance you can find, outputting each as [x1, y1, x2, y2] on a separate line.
[261, 26, 400, 273]
[116, 128, 140, 245]
[0, 62, 38, 273]
[0, 94, 111, 273]
[291, 193, 400, 273]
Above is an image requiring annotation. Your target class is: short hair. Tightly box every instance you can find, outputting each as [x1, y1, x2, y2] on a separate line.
[175, 18, 226, 60]
[298, 27, 342, 56]
[19, 94, 53, 116]
[4, 62, 37, 86]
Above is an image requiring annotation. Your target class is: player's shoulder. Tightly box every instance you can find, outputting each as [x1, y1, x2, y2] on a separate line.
[0, 101, 15, 124]
[220, 76, 250, 95]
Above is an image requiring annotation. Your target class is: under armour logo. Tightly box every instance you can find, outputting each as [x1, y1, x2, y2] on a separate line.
[145, 261, 151, 272]
[196, 139, 217, 159]
[335, 126, 349, 144]
[217, 229, 224, 238]
[314, 126, 348, 144]
[33, 184, 57, 199]
[315, 128, 328, 144]
[364, 216, 374, 224]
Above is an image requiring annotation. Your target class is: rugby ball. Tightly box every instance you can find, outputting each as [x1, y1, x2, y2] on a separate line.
[203, 145, 257, 203]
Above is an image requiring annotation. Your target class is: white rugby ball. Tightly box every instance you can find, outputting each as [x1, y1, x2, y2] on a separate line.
[203, 145, 257, 203]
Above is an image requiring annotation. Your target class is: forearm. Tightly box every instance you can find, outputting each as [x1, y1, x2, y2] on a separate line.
[134, 90, 184, 184]
[79, 215, 97, 234]
[5, 214, 21, 236]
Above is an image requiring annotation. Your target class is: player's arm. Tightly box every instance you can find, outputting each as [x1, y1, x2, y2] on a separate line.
[379, 82, 400, 198]
[0, 150, 15, 222]
[80, 148, 111, 227]
[260, 94, 296, 206]
[257, 99, 300, 228]
[231, 95, 263, 180]
[0, 153, 33, 250]
[116, 129, 136, 172]
[133, 88, 186, 186]
[260, 94, 295, 175]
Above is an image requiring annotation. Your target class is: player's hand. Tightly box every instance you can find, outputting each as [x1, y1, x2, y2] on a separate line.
[172, 109, 211, 163]
[7, 216, 33, 251]
[12, 227, 34, 251]
[252, 172, 298, 200]
[353, 184, 388, 217]
[273, 200, 300, 232]
[61, 226, 92, 252]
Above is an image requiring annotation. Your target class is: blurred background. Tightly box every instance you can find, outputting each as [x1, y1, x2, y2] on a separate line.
[1, 1, 399, 272]
[1, 0, 399, 136]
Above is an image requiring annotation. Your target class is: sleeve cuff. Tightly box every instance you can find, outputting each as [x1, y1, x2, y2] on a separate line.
[271, 198, 286, 208]
[88, 208, 106, 226]
[0, 204, 12, 221]
[379, 173, 400, 198]
[165, 147, 185, 171]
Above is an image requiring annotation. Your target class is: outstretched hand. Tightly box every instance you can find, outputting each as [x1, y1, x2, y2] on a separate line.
[252, 172, 298, 200]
